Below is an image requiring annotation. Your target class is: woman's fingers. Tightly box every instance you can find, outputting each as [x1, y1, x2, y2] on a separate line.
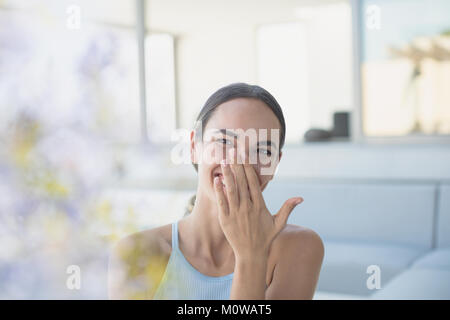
[243, 164, 264, 205]
[229, 148, 251, 208]
[214, 176, 229, 216]
[274, 197, 304, 232]
[221, 158, 239, 211]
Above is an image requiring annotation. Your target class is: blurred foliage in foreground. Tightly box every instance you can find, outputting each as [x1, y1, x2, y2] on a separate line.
[0, 8, 160, 299]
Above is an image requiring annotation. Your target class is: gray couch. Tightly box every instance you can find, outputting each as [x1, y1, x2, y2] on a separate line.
[263, 180, 450, 299]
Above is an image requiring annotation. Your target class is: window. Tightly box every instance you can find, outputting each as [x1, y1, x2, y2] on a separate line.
[146, 33, 177, 143]
[0, 0, 178, 145]
[359, 0, 450, 137]
[0, 2, 141, 144]
[257, 3, 353, 143]
[257, 22, 310, 144]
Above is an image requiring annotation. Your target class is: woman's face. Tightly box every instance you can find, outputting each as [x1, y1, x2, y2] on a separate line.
[190, 97, 283, 203]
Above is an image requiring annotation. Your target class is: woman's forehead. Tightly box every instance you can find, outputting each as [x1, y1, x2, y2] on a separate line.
[205, 98, 281, 132]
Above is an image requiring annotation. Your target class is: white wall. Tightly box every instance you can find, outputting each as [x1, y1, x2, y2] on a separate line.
[146, 0, 349, 132]
[303, 3, 353, 129]
[257, 22, 311, 144]
[175, 27, 257, 129]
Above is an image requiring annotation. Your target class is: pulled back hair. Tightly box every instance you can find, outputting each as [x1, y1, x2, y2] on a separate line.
[184, 82, 286, 217]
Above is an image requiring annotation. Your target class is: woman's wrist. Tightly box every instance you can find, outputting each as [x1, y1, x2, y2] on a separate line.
[235, 250, 269, 265]
[231, 252, 268, 299]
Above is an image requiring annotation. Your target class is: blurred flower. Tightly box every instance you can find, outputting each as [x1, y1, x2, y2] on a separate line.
[0, 10, 147, 298]
[78, 32, 118, 79]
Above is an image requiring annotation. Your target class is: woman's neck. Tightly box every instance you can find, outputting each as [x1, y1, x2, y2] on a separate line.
[180, 192, 235, 268]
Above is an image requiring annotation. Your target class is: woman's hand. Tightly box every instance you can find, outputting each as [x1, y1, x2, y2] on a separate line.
[213, 148, 303, 261]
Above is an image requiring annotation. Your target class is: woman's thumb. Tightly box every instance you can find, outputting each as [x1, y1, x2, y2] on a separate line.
[274, 197, 304, 230]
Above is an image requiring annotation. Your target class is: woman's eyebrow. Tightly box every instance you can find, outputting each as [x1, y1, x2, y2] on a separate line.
[213, 128, 238, 138]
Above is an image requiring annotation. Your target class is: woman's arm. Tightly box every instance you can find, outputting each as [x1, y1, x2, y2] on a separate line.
[108, 237, 136, 299]
[108, 231, 167, 299]
[229, 228, 324, 300]
[230, 253, 268, 300]
[265, 229, 324, 300]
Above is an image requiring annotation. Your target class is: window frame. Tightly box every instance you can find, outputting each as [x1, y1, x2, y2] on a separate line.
[351, 0, 450, 144]
[0, 0, 179, 146]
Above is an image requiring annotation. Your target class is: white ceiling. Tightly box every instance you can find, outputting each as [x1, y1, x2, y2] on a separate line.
[0, 0, 347, 33]
[147, 0, 347, 35]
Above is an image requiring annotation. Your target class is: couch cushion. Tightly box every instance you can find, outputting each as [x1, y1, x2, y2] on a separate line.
[411, 248, 450, 269]
[437, 184, 450, 248]
[316, 240, 427, 296]
[263, 181, 435, 248]
[370, 268, 450, 299]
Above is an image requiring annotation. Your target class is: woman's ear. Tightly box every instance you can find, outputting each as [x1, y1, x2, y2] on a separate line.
[190, 130, 197, 165]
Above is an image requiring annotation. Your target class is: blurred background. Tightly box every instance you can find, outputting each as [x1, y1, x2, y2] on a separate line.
[0, 0, 449, 299]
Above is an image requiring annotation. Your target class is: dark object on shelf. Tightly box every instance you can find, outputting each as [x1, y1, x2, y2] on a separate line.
[332, 111, 350, 137]
[304, 128, 332, 142]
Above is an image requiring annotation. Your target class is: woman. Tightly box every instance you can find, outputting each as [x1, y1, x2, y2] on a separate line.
[108, 83, 324, 300]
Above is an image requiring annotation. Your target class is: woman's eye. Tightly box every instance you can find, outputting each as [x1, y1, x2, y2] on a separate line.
[218, 138, 232, 145]
[258, 148, 272, 156]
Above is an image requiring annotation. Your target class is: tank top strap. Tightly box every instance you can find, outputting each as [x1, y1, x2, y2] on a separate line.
[171, 221, 179, 250]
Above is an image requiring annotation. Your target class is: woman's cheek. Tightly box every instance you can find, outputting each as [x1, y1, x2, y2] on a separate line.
[260, 154, 280, 176]
[202, 142, 224, 165]
[257, 158, 273, 177]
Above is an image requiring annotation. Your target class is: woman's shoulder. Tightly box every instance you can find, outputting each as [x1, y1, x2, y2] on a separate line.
[108, 224, 173, 299]
[113, 223, 173, 259]
[271, 224, 324, 259]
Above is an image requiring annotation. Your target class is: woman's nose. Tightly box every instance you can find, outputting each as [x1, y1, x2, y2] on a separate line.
[233, 147, 252, 165]
[235, 148, 261, 167]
